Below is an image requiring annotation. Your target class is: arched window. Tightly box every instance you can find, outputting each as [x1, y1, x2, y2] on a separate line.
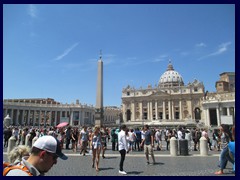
[126, 110, 131, 121]
[195, 108, 201, 120]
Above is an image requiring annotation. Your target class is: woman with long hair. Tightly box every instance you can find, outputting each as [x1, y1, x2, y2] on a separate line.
[90, 125, 102, 172]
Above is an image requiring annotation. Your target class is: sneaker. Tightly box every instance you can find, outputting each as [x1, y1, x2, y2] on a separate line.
[146, 162, 150, 165]
[150, 162, 156, 165]
[119, 170, 127, 175]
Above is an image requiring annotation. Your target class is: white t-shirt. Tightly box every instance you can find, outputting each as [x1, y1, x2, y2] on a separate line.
[118, 130, 128, 151]
[177, 130, 183, 140]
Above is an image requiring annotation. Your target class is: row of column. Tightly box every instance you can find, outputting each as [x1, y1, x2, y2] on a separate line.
[205, 107, 235, 127]
[124, 99, 192, 121]
[3, 108, 92, 127]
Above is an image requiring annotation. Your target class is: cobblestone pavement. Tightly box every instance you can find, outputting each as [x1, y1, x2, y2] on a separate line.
[3, 143, 235, 176]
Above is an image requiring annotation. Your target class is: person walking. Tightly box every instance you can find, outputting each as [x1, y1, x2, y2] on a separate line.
[215, 124, 234, 175]
[65, 126, 72, 150]
[118, 125, 129, 175]
[111, 128, 117, 151]
[79, 126, 89, 156]
[101, 126, 108, 158]
[91, 126, 102, 172]
[140, 124, 156, 165]
[155, 129, 161, 151]
[71, 128, 79, 152]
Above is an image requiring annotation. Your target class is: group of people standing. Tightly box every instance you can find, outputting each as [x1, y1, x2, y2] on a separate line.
[3, 123, 235, 176]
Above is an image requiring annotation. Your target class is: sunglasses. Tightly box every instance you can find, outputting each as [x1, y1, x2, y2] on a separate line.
[46, 151, 58, 160]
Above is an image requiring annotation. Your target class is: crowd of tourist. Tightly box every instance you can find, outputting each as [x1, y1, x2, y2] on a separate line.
[3, 123, 235, 176]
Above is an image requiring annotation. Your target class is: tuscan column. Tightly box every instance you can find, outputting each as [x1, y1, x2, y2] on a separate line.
[189, 100, 193, 119]
[155, 101, 158, 120]
[227, 107, 230, 116]
[139, 102, 143, 120]
[147, 102, 150, 120]
[163, 101, 166, 120]
[122, 103, 126, 122]
[131, 102, 135, 121]
[179, 100, 182, 120]
[38, 110, 41, 127]
[206, 108, 210, 126]
[49, 111, 52, 126]
[168, 101, 172, 120]
[55, 111, 58, 126]
[216, 108, 221, 126]
[27, 110, 30, 126]
[16, 109, 19, 125]
[10, 109, 14, 124]
[21, 110, 24, 125]
[149, 101, 153, 120]
[78, 111, 81, 125]
[172, 101, 175, 120]
[33, 110, 36, 126]
[70, 110, 73, 126]
[44, 111, 47, 127]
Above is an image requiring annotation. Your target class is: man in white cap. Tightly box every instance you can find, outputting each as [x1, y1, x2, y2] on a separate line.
[4, 135, 68, 176]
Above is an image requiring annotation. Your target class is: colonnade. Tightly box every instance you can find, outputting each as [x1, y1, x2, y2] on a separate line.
[3, 106, 94, 127]
[122, 99, 194, 122]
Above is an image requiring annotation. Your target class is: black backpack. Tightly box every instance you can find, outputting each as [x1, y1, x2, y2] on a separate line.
[196, 131, 201, 140]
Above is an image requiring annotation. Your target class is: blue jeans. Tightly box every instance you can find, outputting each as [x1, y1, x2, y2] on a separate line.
[228, 142, 235, 172]
[219, 145, 234, 170]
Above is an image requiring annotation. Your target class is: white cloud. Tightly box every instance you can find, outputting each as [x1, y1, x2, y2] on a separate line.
[152, 54, 168, 62]
[196, 42, 207, 47]
[103, 54, 116, 65]
[28, 4, 37, 18]
[54, 43, 79, 61]
[210, 42, 231, 56]
[197, 42, 231, 61]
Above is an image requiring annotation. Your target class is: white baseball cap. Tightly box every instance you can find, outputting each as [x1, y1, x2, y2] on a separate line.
[33, 135, 68, 160]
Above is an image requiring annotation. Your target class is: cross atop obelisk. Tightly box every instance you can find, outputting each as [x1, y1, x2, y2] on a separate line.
[95, 50, 104, 126]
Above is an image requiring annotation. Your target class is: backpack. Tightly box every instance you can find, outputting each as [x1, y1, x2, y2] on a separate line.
[196, 131, 201, 140]
[3, 161, 33, 176]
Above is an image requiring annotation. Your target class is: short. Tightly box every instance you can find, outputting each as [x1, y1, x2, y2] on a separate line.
[92, 142, 101, 149]
[144, 144, 153, 155]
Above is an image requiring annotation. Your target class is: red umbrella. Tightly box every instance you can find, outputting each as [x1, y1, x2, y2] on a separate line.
[56, 122, 69, 128]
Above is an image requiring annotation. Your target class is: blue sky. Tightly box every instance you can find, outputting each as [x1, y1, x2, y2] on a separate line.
[3, 4, 235, 107]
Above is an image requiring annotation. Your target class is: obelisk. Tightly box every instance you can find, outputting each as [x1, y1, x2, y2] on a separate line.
[95, 51, 103, 126]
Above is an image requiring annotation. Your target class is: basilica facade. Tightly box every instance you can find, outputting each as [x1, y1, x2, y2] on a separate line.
[121, 61, 235, 128]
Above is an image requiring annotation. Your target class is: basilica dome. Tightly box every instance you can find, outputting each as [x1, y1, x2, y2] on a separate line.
[159, 61, 184, 87]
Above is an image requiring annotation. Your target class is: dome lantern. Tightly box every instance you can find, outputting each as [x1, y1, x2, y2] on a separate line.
[158, 60, 184, 87]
